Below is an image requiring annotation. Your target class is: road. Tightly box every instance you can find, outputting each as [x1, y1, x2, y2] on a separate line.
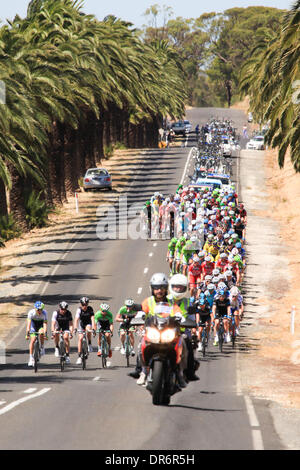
[0, 108, 285, 450]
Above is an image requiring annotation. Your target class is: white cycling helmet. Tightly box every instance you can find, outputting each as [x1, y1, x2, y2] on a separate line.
[125, 299, 134, 307]
[169, 274, 188, 301]
[100, 303, 110, 312]
[230, 286, 240, 296]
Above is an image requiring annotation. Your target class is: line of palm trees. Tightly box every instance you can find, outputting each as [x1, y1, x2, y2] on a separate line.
[239, 0, 300, 172]
[0, 0, 187, 233]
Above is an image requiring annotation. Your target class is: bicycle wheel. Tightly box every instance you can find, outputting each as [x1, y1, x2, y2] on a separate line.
[231, 321, 236, 348]
[125, 335, 130, 367]
[101, 336, 107, 368]
[33, 339, 39, 373]
[82, 341, 87, 370]
[59, 341, 66, 372]
[218, 324, 224, 353]
[201, 331, 207, 357]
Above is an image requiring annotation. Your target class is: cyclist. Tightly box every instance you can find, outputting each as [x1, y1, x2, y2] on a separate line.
[74, 297, 96, 365]
[94, 303, 114, 358]
[212, 289, 231, 345]
[166, 237, 178, 275]
[229, 286, 244, 334]
[174, 236, 186, 273]
[115, 299, 140, 356]
[201, 255, 215, 281]
[26, 301, 48, 367]
[203, 282, 217, 309]
[181, 237, 200, 276]
[143, 200, 152, 237]
[188, 255, 202, 298]
[194, 297, 212, 352]
[51, 301, 73, 363]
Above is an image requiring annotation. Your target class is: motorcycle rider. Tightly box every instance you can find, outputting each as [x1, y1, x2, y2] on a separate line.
[140, 273, 188, 388]
[167, 273, 200, 382]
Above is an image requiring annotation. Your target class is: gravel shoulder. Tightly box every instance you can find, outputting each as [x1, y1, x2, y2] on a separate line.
[238, 147, 300, 450]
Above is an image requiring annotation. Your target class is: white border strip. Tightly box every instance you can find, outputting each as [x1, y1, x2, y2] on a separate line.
[0, 388, 51, 416]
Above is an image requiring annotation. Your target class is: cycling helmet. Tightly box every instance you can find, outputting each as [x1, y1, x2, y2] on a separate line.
[100, 303, 110, 312]
[207, 283, 215, 291]
[80, 296, 89, 306]
[59, 301, 68, 310]
[169, 274, 188, 301]
[34, 301, 44, 311]
[218, 282, 227, 290]
[230, 286, 240, 296]
[125, 299, 134, 308]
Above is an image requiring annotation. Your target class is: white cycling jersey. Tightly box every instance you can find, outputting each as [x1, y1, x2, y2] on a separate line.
[27, 309, 48, 332]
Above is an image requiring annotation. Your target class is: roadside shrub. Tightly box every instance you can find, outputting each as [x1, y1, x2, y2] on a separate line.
[103, 144, 115, 159]
[0, 214, 21, 243]
[113, 142, 127, 150]
[24, 190, 51, 229]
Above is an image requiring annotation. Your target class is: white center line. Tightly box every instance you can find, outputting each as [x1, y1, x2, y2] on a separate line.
[153, 243, 157, 247]
[93, 377, 101, 382]
[144, 268, 149, 274]
[23, 388, 37, 394]
[137, 287, 143, 295]
[0, 388, 51, 416]
[149, 252, 153, 257]
[0, 400, 6, 406]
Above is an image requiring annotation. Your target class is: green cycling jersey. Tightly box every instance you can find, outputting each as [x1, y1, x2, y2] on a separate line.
[95, 310, 114, 326]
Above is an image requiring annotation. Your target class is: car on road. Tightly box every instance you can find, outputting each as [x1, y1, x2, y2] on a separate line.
[183, 120, 192, 133]
[189, 178, 222, 191]
[171, 120, 191, 136]
[248, 112, 253, 123]
[246, 135, 265, 150]
[83, 168, 112, 191]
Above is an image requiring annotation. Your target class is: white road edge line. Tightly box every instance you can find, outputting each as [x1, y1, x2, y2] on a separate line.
[180, 146, 195, 186]
[244, 395, 264, 450]
[0, 388, 51, 416]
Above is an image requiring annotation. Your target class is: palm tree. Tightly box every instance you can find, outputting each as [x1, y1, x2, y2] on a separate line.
[240, 1, 300, 171]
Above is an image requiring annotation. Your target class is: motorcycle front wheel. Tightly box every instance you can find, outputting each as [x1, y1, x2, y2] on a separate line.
[152, 361, 170, 406]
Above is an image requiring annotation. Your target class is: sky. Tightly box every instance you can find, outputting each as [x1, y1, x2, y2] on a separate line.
[0, 0, 292, 27]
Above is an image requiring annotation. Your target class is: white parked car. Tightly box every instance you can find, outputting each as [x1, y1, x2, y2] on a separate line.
[246, 135, 265, 150]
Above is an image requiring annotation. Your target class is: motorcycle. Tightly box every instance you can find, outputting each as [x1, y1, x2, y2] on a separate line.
[132, 313, 196, 406]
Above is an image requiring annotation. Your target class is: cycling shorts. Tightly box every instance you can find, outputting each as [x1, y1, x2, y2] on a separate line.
[189, 274, 202, 288]
[199, 314, 211, 324]
[78, 324, 92, 334]
[214, 313, 229, 319]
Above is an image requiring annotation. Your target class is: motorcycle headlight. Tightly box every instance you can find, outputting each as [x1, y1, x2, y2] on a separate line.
[146, 327, 160, 343]
[160, 328, 176, 343]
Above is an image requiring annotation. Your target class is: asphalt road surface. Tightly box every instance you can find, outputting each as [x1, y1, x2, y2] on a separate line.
[0, 108, 285, 450]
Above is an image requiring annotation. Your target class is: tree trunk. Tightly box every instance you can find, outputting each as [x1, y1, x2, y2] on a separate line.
[57, 122, 67, 203]
[64, 125, 78, 196]
[225, 80, 232, 108]
[8, 164, 28, 231]
[0, 179, 8, 217]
